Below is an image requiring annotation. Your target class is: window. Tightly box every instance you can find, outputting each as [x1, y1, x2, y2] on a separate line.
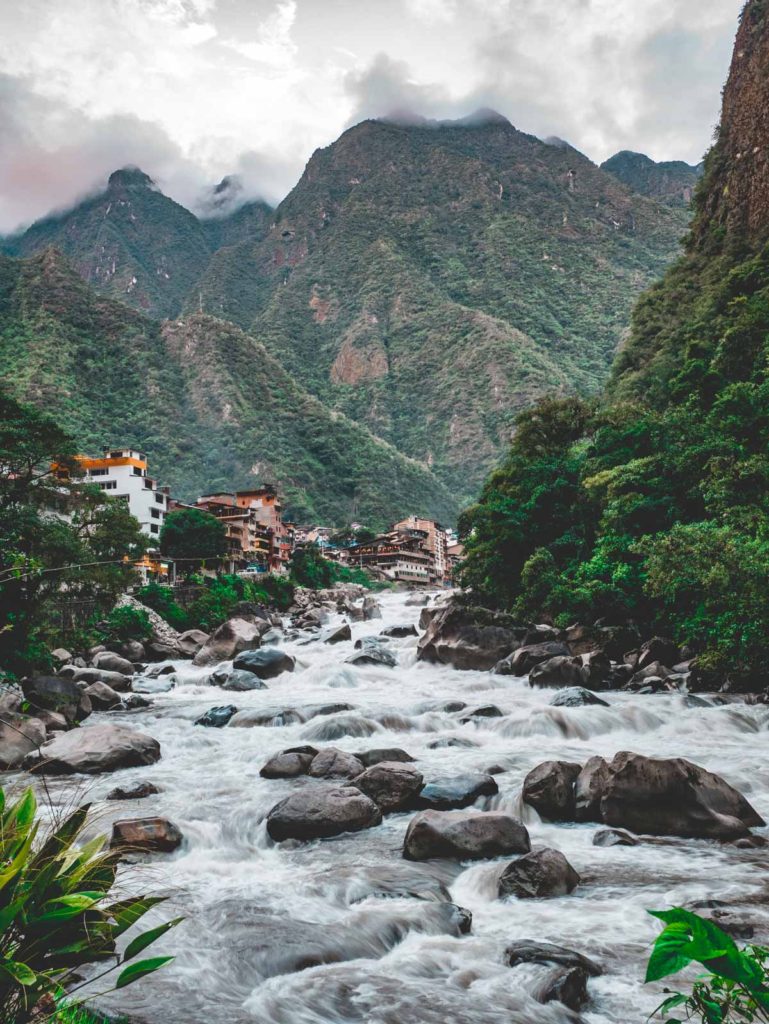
[155, 493, 165, 504]
[151, 508, 160, 519]
[89, 468, 108, 477]
[150, 524, 159, 534]
[132, 467, 143, 477]
[98, 481, 117, 491]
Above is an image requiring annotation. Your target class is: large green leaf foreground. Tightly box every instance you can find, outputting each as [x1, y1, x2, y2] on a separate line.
[0, 785, 180, 1024]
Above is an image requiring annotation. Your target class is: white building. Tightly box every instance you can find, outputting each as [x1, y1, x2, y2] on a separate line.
[77, 448, 169, 542]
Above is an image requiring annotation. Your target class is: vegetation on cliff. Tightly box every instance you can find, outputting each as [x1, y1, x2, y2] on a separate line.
[460, 0, 769, 685]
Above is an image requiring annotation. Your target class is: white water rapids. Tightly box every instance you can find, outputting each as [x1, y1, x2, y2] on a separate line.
[18, 591, 769, 1023]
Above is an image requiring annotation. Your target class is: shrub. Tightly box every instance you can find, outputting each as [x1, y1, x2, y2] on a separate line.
[95, 605, 152, 644]
[646, 907, 769, 1023]
[136, 583, 189, 632]
[0, 786, 181, 1024]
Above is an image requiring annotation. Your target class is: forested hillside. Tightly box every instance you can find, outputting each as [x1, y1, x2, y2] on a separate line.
[460, 0, 769, 684]
[0, 248, 454, 527]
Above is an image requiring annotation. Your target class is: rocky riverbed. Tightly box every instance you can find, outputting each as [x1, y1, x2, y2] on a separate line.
[6, 590, 769, 1024]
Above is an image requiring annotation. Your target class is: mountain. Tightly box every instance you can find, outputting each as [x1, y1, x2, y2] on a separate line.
[2, 168, 274, 319]
[192, 113, 689, 497]
[459, 0, 769, 682]
[0, 247, 454, 527]
[601, 151, 702, 206]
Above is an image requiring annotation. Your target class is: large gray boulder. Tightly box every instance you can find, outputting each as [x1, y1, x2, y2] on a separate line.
[354, 747, 415, 767]
[24, 724, 160, 775]
[575, 756, 612, 822]
[528, 656, 588, 688]
[260, 747, 317, 778]
[522, 761, 582, 821]
[60, 666, 132, 692]
[21, 676, 91, 724]
[498, 848, 580, 899]
[195, 705, 238, 728]
[418, 604, 525, 672]
[83, 681, 122, 711]
[505, 941, 602, 1013]
[362, 596, 382, 621]
[351, 761, 424, 813]
[550, 687, 610, 708]
[415, 773, 498, 811]
[178, 629, 209, 657]
[92, 651, 135, 676]
[322, 624, 352, 645]
[345, 640, 397, 668]
[0, 716, 46, 769]
[266, 786, 383, 841]
[193, 617, 267, 667]
[308, 748, 364, 780]
[233, 648, 296, 679]
[209, 668, 267, 692]
[403, 810, 530, 861]
[599, 752, 765, 840]
[495, 642, 570, 677]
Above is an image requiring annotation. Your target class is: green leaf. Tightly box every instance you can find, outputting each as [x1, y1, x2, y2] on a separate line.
[108, 896, 167, 937]
[115, 956, 174, 989]
[0, 959, 37, 986]
[645, 924, 695, 983]
[124, 917, 183, 961]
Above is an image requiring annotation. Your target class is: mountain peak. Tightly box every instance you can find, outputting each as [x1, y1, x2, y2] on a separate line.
[107, 167, 156, 190]
[454, 107, 511, 128]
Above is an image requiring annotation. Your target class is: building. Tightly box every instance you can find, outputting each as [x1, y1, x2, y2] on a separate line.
[234, 486, 292, 571]
[72, 448, 170, 542]
[346, 528, 434, 584]
[447, 541, 464, 581]
[393, 516, 448, 583]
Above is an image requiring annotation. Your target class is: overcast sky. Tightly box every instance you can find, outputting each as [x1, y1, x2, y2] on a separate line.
[0, 0, 743, 234]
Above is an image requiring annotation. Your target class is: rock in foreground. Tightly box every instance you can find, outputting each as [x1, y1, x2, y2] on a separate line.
[24, 724, 160, 774]
[266, 786, 383, 841]
[111, 816, 183, 853]
[403, 810, 530, 861]
[497, 847, 580, 899]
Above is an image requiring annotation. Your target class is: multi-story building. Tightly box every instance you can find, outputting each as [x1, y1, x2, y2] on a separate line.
[393, 516, 448, 582]
[234, 486, 291, 572]
[73, 448, 170, 543]
[346, 528, 434, 584]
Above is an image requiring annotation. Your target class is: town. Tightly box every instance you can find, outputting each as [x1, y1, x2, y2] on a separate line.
[71, 446, 462, 586]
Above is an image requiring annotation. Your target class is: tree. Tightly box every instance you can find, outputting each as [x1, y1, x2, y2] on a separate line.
[0, 388, 148, 673]
[159, 508, 227, 570]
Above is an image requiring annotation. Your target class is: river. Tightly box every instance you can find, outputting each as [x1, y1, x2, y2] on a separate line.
[23, 590, 769, 1023]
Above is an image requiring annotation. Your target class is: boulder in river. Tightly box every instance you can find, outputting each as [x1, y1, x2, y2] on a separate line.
[193, 617, 267, 667]
[549, 687, 610, 708]
[60, 666, 132, 692]
[362, 596, 382, 620]
[593, 827, 639, 847]
[637, 636, 680, 671]
[380, 624, 418, 638]
[266, 786, 383, 841]
[260, 748, 317, 778]
[575, 756, 612, 822]
[496, 642, 571, 677]
[403, 810, 531, 861]
[178, 629, 210, 657]
[83, 681, 122, 711]
[21, 675, 91, 724]
[416, 773, 498, 811]
[209, 668, 267, 692]
[598, 752, 765, 840]
[507, 941, 602, 1012]
[528, 656, 588, 689]
[92, 651, 135, 676]
[461, 704, 503, 720]
[354, 747, 415, 767]
[505, 940, 602, 976]
[24, 724, 161, 774]
[0, 715, 46, 769]
[418, 603, 525, 672]
[497, 847, 580, 899]
[322, 624, 352, 645]
[233, 648, 296, 679]
[308, 747, 365, 780]
[107, 781, 160, 800]
[345, 641, 397, 668]
[522, 761, 582, 821]
[111, 817, 183, 853]
[351, 761, 424, 812]
[195, 705, 238, 728]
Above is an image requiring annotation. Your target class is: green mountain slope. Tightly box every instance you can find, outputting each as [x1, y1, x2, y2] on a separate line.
[2, 169, 274, 320]
[459, 0, 769, 682]
[0, 248, 455, 527]
[601, 151, 702, 207]
[193, 113, 689, 497]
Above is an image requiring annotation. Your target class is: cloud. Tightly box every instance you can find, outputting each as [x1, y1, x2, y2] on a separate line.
[0, 0, 745, 233]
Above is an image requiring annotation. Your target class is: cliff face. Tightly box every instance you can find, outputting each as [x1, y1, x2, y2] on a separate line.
[601, 151, 701, 207]
[692, 0, 769, 247]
